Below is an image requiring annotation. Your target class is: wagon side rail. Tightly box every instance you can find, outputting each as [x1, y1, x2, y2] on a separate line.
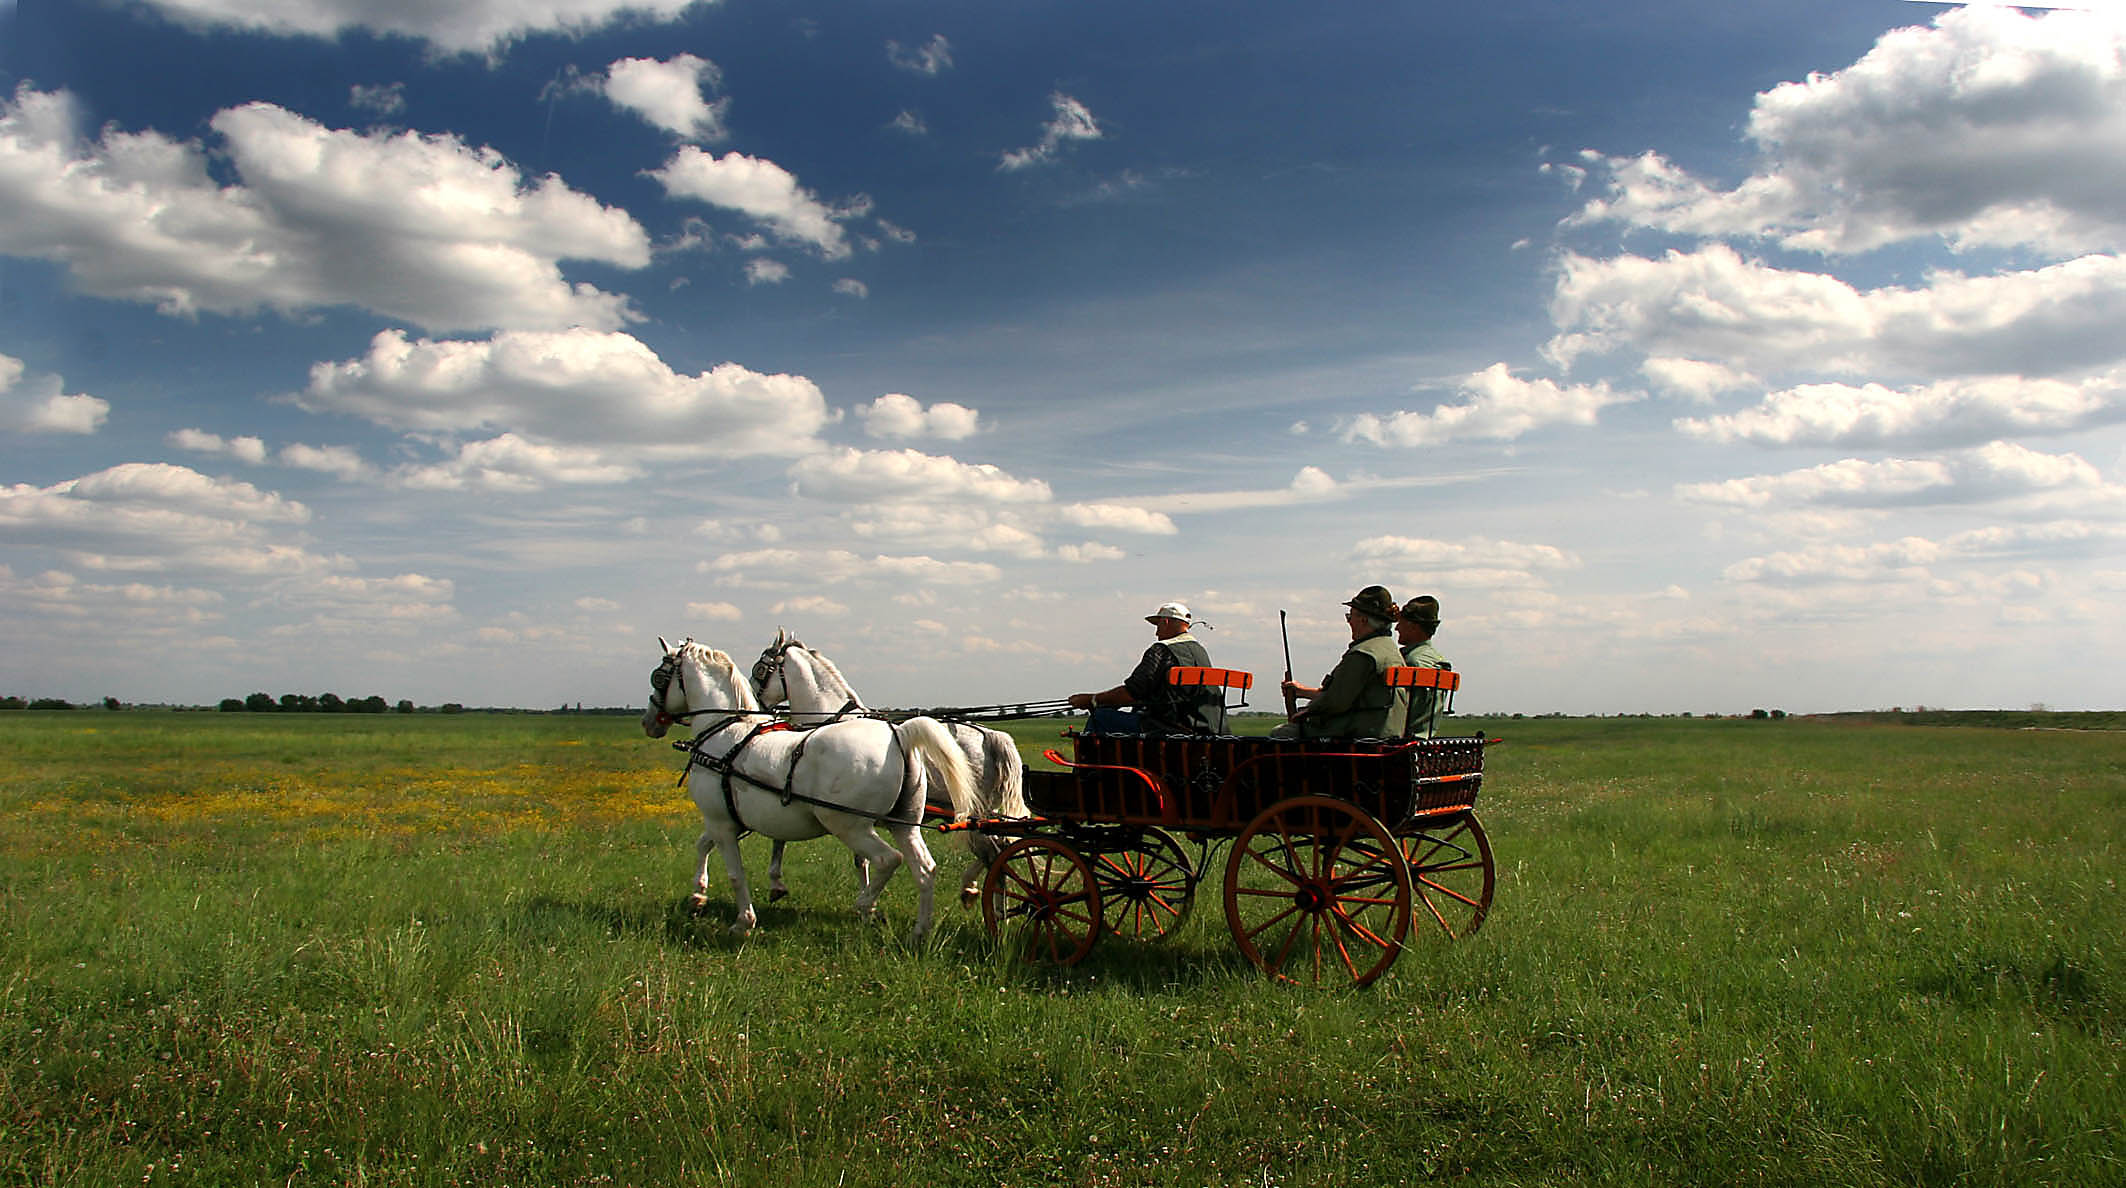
[1210, 738, 1485, 831]
[1039, 747, 1179, 828]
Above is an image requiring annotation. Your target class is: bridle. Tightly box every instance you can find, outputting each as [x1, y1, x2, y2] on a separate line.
[649, 638, 756, 729]
[750, 640, 789, 701]
[648, 643, 687, 728]
[750, 637, 872, 723]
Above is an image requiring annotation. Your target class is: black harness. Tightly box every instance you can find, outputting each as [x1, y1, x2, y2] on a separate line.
[655, 649, 923, 832]
[675, 716, 923, 830]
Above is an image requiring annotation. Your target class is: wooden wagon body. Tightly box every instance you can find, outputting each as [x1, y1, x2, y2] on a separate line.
[974, 677, 1495, 987]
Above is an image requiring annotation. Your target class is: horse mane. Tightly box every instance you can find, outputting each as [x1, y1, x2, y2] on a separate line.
[793, 644, 865, 709]
[678, 640, 762, 711]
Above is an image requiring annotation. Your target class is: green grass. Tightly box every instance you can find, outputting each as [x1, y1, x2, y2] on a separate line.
[2, 711, 2121, 1185]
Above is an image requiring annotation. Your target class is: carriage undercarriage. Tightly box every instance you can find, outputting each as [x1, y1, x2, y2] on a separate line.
[961, 731, 1496, 987]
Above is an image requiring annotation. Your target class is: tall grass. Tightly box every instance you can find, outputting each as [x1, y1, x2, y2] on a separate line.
[1, 712, 2119, 1185]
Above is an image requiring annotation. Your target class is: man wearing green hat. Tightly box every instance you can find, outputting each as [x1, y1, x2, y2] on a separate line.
[1275, 585, 1408, 740]
[1397, 595, 1449, 738]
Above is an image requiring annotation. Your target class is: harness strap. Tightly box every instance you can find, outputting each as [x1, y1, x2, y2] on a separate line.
[675, 717, 926, 828]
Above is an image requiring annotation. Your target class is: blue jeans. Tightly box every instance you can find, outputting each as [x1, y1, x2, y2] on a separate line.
[1085, 706, 1147, 734]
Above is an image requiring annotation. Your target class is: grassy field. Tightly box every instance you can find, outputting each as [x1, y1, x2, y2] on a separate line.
[1, 710, 2120, 1186]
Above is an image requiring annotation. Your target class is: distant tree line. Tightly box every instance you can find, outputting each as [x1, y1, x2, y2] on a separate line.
[217, 693, 421, 713]
[0, 696, 88, 711]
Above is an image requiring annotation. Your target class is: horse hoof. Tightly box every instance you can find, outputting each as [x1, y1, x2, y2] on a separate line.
[769, 888, 789, 903]
[685, 895, 711, 916]
[959, 888, 979, 908]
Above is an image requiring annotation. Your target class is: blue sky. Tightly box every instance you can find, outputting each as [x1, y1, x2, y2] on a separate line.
[4, 0, 2124, 714]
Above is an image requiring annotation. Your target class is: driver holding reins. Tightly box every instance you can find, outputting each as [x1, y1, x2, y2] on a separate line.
[1068, 601, 1222, 735]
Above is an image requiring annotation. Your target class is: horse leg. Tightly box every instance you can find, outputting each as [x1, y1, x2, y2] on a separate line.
[767, 840, 789, 902]
[688, 827, 717, 913]
[718, 836, 759, 935]
[831, 826, 903, 923]
[959, 829, 1003, 906]
[889, 824, 940, 947]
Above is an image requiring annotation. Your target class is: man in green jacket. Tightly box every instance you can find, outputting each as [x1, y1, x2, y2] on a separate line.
[1397, 595, 1450, 738]
[1275, 585, 1408, 740]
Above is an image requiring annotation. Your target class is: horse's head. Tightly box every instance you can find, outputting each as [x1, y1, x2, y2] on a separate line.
[643, 637, 760, 738]
[642, 637, 689, 738]
[750, 628, 799, 709]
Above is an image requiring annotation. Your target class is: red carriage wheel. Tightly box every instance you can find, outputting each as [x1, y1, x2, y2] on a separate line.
[982, 836, 1103, 966]
[1223, 796, 1413, 987]
[1091, 828, 1196, 943]
[1400, 813, 1495, 940]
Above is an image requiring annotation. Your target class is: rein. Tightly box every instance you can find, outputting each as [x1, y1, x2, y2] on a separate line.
[753, 638, 1072, 724]
[879, 698, 1077, 722]
[673, 707, 925, 830]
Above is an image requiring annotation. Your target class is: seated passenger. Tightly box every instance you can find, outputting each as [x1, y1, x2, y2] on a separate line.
[1068, 601, 1222, 735]
[1274, 585, 1408, 740]
[1396, 595, 1450, 739]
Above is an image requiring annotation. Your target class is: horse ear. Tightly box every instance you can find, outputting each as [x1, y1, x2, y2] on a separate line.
[658, 636, 670, 652]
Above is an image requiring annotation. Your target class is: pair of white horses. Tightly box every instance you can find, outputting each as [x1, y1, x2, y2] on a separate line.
[640, 633, 1028, 944]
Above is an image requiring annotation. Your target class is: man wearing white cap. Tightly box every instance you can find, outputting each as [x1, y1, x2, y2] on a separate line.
[1068, 601, 1222, 734]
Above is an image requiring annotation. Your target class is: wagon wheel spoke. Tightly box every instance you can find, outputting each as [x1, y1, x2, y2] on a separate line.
[1328, 903, 1401, 954]
[1225, 797, 1413, 987]
[1235, 897, 1304, 948]
[1238, 830, 1309, 888]
[1317, 814, 1366, 881]
[1400, 815, 1495, 941]
[982, 837, 1103, 966]
[1088, 829, 1198, 943]
[1329, 919, 1363, 981]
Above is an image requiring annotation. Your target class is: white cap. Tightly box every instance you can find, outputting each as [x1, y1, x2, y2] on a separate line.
[1146, 601, 1194, 625]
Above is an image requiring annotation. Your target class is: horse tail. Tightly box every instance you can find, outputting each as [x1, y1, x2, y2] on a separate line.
[895, 716, 978, 822]
[980, 726, 1029, 818]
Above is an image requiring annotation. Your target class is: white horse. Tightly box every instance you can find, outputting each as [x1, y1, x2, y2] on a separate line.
[641, 638, 978, 945]
[750, 629, 1031, 905]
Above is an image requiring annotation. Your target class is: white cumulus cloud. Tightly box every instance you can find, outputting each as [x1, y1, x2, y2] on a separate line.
[649, 148, 857, 259]
[857, 393, 979, 441]
[887, 35, 954, 77]
[1568, 8, 2126, 255]
[1677, 369, 2126, 447]
[703, 547, 1002, 589]
[0, 463, 341, 578]
[1055, 503, 1179, 535]
[787, 448, 1052, 504]
[1342, 363, 1638, 446]
[1000, 92, 1102, 171]
[602, 55, 727, 142]
[0, 353, 108, 434]
[169, 429, 268, 464]
[0, 86, 647, 333]
[129, 0, 710, 56]
[393, 434, 637, 491]
[296, 328, 832, 460]
[1677, 442, 2111, 509]
[1545, 246, 2126, 381]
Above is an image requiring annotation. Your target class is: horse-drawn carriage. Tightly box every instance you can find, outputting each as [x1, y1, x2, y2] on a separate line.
[963, 666, 1493, 987]
[647, 638, 1493, 988]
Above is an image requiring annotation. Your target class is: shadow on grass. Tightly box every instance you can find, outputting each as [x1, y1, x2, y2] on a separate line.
[1908, 950, 2113, 1027]
[515, 892, 798, 951]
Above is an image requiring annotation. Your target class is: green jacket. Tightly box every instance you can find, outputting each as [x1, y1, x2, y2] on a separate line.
[1298, 629, 1406, 739]
[1400, 640, 1448, 739]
